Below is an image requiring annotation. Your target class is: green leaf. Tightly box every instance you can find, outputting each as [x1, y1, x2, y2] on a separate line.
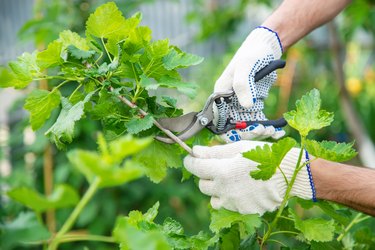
[146, 39, 170, 59]
[113, 202, 172, 250]
[0, 67, 30, 89]
[220, 225, 241, 250]
[24, 89, 61, 130]
[0, 212, 50, 249]
[242, 137, 297, 180]
[86, 2, 136, 42]
[209, 208, 261, 236]
[7, 185, 79, 212]
[9, 52, 41, 83]
[310, 241, 342, 250]
[140, 75, 197, 98]
[159, 76, 197, 98]
[284, 89, 334, 137]
[37, 40, 64, 69]
[46, 92, 94, 149]
[68, 150, 145, 188]
[67, 45, 96, 60]
[162, 217, 184, 235]
[163, 48, 204, 70]
[68, 135, 150, 187]
[162, 96, 177, 108]
[59, 30, 90, 50]
[289, 208, 335, 242]
[304, 139, 357, 162]
[113, 217, 171, 250]
[134, 141, 182, 183]
[125, 114, 154, 134]
[124, 26, 152, 54]
[107, 135, 152, 164]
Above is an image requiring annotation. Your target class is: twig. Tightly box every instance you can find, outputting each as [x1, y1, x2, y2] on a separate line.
[109, 87, 194, 156]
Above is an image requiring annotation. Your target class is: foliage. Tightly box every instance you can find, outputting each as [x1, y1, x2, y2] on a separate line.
[2, 1, 375, 249]
[1, 2, 205, 249]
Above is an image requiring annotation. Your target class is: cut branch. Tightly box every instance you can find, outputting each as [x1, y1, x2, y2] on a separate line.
[109, 87, 194, 156]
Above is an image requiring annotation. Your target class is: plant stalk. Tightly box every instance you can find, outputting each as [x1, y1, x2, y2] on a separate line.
[109, 87, 194, 155]
[261, 146, 305, 246]
[337, 213, 370, 241]
[59, 234, 115, 243]
[49, 177, 101, 250]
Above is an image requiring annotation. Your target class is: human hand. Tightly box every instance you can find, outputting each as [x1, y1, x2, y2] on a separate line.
[184, 141, 314, 215]
[214, 27, 284, 142]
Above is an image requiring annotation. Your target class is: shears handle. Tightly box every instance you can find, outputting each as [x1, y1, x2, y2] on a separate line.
[211, 59, 287, 134]
[254, 59, 286, 81]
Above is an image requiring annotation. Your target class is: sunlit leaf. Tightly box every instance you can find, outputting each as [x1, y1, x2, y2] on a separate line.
[304, 139, 357, 162]
[243, 137, 296, 180]
[24, 89, 61, 130]
[284, 89, 334, 137]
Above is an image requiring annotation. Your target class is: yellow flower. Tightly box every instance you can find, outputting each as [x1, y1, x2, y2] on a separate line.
[346, 77, 362, 96]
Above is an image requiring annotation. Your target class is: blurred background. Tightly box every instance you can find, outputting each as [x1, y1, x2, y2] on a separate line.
[1, 0, 375, 249]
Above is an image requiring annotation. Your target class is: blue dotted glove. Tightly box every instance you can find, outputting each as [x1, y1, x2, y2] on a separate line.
[214, 26, 285, 142]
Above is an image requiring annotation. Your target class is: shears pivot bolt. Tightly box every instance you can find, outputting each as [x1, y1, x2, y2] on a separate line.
[200, 117, 209, 126]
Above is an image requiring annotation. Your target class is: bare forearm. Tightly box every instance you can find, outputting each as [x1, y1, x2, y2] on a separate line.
[311, 158, 375, 216]
[262, 0, 352, 50]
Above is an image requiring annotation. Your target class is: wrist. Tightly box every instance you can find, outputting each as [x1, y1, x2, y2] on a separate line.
[246, 27, 283, 58]
[276, 148, 314, 200]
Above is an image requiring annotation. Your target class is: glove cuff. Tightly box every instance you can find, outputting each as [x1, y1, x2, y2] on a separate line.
[247, 26, 283, 58]
[276, 148, 315, 201]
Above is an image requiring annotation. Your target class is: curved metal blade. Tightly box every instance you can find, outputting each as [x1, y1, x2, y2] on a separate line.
[157, 112, 198, 133]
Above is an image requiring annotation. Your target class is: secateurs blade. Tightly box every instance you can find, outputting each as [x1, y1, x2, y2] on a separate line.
[155, 59, 287, 144]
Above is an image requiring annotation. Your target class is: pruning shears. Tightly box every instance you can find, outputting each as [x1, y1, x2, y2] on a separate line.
[155, 60, 287, 144]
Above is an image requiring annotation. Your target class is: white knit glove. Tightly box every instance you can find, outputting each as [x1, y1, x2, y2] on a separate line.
[214, 27, 285, 142]
[184, 141, 314, 215]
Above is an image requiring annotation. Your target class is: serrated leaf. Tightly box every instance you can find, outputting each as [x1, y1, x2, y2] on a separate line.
[37, 40, 63, 69]
[0, 67, 15, 88]
[125, 114, 154, 134]
[146, 39, 170, 59]
[162, 218, 184, 235]
[24, 89, 61, 130]
[86, 2, 136, 42]
[134, 141, 182, 183]
[113, 217, 171, 250]
[304, 139, 357, 162]
[124, 26, 152, 54]
[0, 67, 30, 89]
[113, 202, 171, 250]
[243, 137, 297, 180]
[46, 92, 94, 149]
[289, 208, 335, 242]
[0, 212, 50, 249]
[108, 135, 152, 164]
[163, 48, 204, 70]
[284, 89, 334, 137]
[67, 45, 96, 60]
[162, 96, 177, 108]
[9, 52, 41, 83]
[59, 30, 90, 50]
[7, 185, 79, 212]
[210, 208, 261, 235]
[159, 76, 197, 98]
